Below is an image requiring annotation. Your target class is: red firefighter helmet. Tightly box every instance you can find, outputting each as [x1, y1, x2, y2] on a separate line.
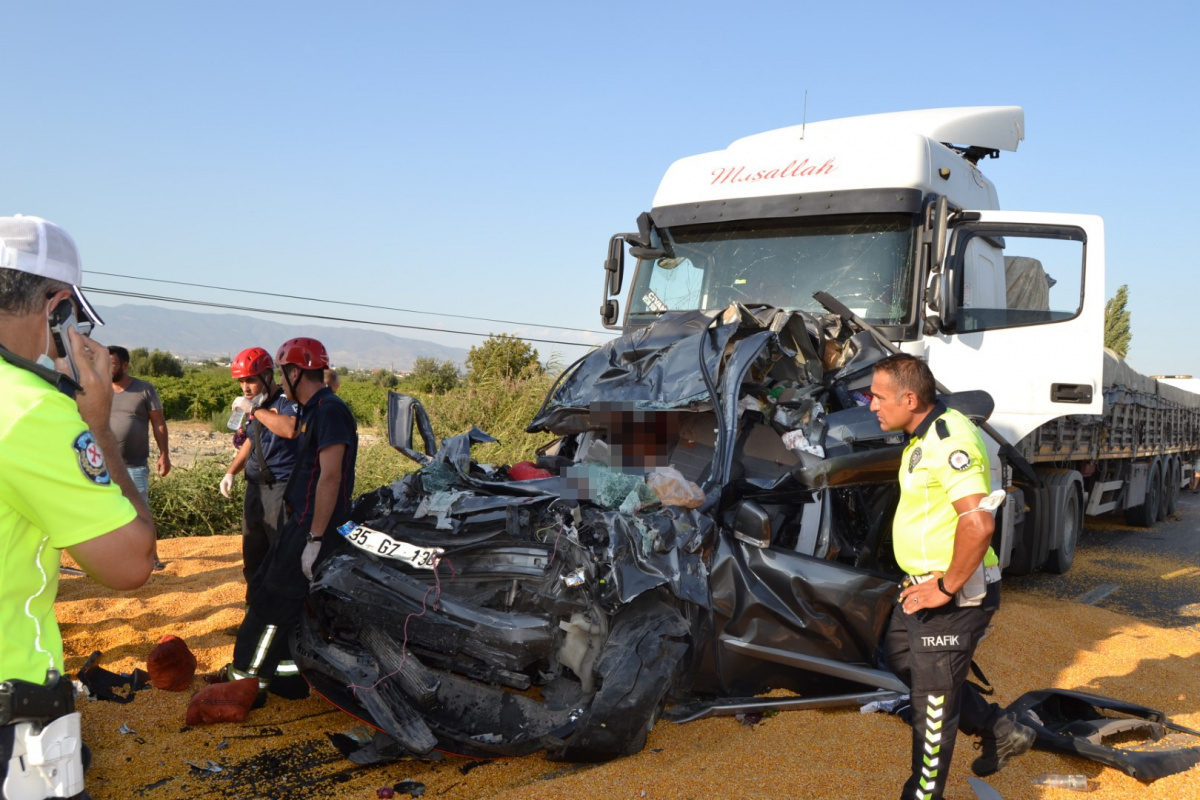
[276, 337, 329, 370]
[231, 347, 274, 379]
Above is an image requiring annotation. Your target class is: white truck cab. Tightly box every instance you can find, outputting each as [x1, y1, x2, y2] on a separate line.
[603, 105, 1105, 465]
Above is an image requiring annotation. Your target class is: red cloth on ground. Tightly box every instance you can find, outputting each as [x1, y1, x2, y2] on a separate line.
[185, 678, 261, 725]
[146, 634, 198, 691]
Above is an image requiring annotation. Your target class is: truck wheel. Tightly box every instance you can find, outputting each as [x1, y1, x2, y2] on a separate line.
[1125, 462, 1161, 528]
[1164, 457, 1181, 516]
[1045, 478, 1082, 575]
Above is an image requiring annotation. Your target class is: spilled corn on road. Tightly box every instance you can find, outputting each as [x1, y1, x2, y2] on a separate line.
[58, 499, 1200, 799]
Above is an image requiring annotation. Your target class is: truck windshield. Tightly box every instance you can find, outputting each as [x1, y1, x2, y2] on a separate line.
[626, 214, 917, 324]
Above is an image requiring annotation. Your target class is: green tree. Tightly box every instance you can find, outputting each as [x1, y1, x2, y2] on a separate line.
[465, 333, 541, 383]
[407, 357, 460, 394]
[130, 347, 184, 378]
[129, 347, 150, 374]
[1104, 284, 1132, 357]
[372, 369, 400, 389]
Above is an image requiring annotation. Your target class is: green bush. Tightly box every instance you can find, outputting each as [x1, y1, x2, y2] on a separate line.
[373, 370, 400, 389]
[129, 347, 185, 378]
[148, 459, 243, 539]
[466, 333, 541, 383]
[210, 409, 233, 434]
[418, 372, 556, 466]
[337, 380, 389, 426]
[405, 357, 460, 394]
[150, 368, 242, 421]
[354, 437, 416, 493]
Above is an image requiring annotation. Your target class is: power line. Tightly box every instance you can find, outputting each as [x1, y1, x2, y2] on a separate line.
[87, 270, 610, 335]
[82, 287, 612, 348]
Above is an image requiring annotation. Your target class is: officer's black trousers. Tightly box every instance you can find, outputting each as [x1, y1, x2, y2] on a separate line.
[884, 583, 1013, 800]
[241, 481, 287, 599]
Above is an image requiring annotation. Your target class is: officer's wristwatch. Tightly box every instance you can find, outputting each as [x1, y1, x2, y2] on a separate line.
[936, 577, 955, 597]
[306, 531, 323, 544]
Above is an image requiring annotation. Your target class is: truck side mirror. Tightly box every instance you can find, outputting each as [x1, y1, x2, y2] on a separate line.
[940, 261, 959, 332]
[602, 233, 632, 329]
[601, 299, 620, 327]
[605, 234, 625, 297]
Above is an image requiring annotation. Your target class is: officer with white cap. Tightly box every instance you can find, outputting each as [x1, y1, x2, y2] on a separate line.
[0, 214, 157, 799]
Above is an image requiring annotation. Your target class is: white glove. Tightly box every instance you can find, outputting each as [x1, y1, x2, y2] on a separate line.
[301, 539, 322, 580]
[232, 396, 254, 415]
[219, 473, 235, 498]
[251, 392, 268, 409]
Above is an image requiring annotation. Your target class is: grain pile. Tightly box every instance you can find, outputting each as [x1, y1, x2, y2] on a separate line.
[57, 536, 1200, 799]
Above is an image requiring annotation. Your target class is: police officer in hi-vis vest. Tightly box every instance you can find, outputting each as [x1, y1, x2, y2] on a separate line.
[0, 215, 157, 799]
[869, 353, 1033, 800]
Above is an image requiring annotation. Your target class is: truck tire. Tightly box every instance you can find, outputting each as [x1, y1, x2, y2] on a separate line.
[1044, 473, 1083, 575]
[1164, 457, 1181, 516]
[1125, 461, 1161, 528]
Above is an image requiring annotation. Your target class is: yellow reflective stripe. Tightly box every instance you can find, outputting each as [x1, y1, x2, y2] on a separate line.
[226, 665, 255, 681]
[247, 624, 278, 675]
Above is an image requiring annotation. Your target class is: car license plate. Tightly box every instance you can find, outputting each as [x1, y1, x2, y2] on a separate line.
[338, 524, 442, 569]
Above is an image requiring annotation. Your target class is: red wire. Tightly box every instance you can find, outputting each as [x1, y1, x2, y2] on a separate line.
[347, 556, 455, 697]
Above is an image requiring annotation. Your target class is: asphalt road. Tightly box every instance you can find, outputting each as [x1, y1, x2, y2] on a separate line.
[1004, 489, 1200, 631]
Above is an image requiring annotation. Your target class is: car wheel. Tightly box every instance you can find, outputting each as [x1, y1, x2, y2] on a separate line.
[552, 595, 689, 762]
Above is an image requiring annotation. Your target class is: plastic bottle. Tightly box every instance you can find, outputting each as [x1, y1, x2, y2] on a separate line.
[226, 409, 247, 431]
[1033, 774, 1090, 791]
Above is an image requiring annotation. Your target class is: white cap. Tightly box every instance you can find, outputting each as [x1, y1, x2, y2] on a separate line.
[0, 214, 103, 325]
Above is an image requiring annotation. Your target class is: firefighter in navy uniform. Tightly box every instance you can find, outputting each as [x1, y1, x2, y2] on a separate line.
[218, 347, 300, 597]
[226, 337, 357, 699]
[869, 354, 1033, 800]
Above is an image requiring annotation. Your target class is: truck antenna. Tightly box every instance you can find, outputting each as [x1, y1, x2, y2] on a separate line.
[801, 90, 808, 139]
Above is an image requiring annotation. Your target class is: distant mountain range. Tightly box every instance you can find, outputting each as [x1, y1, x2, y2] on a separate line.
[93, 304, 467, 371]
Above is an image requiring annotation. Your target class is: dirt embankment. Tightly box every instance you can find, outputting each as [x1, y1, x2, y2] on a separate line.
[159, 421, 235, 466]
[152, 420, 380, 468]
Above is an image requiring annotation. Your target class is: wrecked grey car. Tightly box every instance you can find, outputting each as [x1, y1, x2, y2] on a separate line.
[294, 303, 927, 762]
[291, 303, 1200, 777]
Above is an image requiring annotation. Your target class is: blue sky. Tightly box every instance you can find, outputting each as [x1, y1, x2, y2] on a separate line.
[5, 2, 1198, 377]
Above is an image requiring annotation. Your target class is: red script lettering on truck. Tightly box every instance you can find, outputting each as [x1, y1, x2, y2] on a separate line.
[710, 157, 838, 186]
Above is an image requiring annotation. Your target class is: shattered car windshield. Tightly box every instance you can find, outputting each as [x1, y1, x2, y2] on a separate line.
[627, 214, 916, 324]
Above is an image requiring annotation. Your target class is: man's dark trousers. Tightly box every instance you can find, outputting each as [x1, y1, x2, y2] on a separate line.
[884, 583, 1012, 800]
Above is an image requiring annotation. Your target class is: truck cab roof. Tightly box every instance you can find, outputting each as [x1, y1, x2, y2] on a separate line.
[651, 106, 1025, 221]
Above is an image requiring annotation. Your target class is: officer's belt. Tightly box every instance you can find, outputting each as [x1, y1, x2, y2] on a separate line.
[907, 565, 1002, 585]
[0, 673, 74, 727]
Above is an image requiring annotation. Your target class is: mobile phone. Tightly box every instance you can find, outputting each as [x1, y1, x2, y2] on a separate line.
[48, 298, 90, 382]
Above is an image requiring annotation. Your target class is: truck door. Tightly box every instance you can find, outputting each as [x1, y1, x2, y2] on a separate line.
[922, 212, 1105, 447]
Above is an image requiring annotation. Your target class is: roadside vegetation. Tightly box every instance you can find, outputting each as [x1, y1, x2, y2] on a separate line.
[139, 335, 565, 539]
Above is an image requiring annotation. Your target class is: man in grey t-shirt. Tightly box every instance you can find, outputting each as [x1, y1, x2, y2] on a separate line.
[108, 345, 171, 568]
